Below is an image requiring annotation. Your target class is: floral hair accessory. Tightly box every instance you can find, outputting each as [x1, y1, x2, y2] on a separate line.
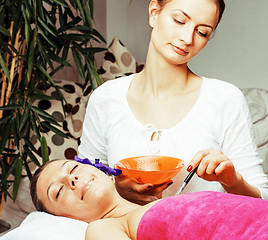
[75, 156, 122, 176]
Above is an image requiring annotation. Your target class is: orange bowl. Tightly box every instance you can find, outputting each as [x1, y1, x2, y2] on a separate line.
[115, 156, 185, 185]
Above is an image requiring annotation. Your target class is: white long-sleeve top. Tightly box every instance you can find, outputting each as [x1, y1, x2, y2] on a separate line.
[78, 74, 268, 199]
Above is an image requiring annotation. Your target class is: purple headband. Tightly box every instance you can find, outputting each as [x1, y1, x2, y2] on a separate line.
[75, 156, 122, 176]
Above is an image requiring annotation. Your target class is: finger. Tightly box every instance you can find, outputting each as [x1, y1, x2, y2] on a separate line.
[146, 180, 173, 195]
[114, 172, 128, 181]
[197, 150, 225, 176]
[189, 149, 211, 171]
[205, 155, 222, 175]
[134, 183, 154, 193]
[196, 154, 212, 176]
[214, 161, 229, 175]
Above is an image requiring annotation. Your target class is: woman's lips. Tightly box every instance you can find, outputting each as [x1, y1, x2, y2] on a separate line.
[172, 44, 189, 56]
[81, 178, 94, 200]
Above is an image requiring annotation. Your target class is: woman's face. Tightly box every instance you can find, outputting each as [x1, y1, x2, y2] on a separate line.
[36, 160, 117, 222]
[149, 0, 219, 65]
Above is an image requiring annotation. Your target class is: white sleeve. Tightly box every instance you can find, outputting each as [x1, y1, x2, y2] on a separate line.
[78, 91, 108, 165]
[220, 89, 268, 199]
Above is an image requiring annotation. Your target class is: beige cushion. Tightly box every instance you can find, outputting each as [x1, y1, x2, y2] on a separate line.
[98, 37, 144, 82]
[242, 88, 268, 174]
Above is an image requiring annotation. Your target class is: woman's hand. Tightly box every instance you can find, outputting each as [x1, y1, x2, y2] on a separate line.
[189, 149, 261, 198]
[188, 149, 239, 188]
[115, 173, 173, 205]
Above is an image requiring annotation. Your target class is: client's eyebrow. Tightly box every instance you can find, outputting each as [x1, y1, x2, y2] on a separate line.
[47, 160, 69, 200]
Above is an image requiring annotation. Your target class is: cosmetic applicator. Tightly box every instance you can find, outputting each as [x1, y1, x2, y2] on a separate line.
[176, 166, 198, 195]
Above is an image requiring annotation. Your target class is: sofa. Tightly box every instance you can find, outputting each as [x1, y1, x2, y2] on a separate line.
[0, 37, 267, 237]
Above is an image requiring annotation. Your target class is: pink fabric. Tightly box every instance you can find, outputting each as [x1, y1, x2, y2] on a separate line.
[137, 191, 268, 240]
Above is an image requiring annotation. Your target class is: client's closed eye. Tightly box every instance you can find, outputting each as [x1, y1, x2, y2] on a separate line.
[56, 185, 63, 199]
[70, 164, 78, 174]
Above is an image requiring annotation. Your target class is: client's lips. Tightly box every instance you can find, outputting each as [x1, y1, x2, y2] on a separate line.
[81, 178, 94, 200]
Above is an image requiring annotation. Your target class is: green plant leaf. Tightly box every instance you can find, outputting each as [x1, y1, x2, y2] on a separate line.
[71, 47, 86, 82]
[47, 52, 72, 67]
[0, 121, 11, 154]
[38, 115, 61, 127]
[31, 106, 55, 121]
[85, 58, 96, 89]
[58, 5, 65, 29]
[74, 0, 86, 23]
[11, 11, 22, 45]
[40, 136, 49, 164]
[60, 33, 86, 41]
[89, 0, 94, 18]
[30, 115, 41, 140]
[23, 145, 41, 166]
[23, 137, 39, 156]
[19, 105, 30, 133]
[0, 25, 10, 37]
[50, 0, 68, 7]
[81, 0, 92, 30]
[11, 119, 20, 148]
[27, 39, 35, 82]
[0, 104, 20, 111]
[28, 94, 54, 101]
[0, 114, 12, 125]
[13, 157, 23, 201]
[58, 17, 81, 32]
[21, 4, 32, 47]
[93, 29, 106, 43]
[37, 17, 57, 37]
[22, 155, 33, 180]
[35, 63, 56, 86]
[36, 35, 54, 70]
[40, 122, 68, 138]
[62, 45, 69, 60]
[0, 157, 18, 184]
[0, 52, 11, 83]
[37, 27, 58, 49]
[36, 0, 46, 21]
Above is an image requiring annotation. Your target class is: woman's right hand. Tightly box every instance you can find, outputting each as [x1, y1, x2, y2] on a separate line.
[115, 173, 173, 205]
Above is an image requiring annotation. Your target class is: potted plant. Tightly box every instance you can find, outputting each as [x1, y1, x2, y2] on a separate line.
[0, 0, 106, 205]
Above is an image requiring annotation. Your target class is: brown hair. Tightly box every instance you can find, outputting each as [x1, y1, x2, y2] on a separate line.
[30, 160, 58, 213]
[157, 0, 225, 29]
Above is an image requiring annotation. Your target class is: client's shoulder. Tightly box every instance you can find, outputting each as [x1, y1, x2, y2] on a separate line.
[86, 218, 131, 239]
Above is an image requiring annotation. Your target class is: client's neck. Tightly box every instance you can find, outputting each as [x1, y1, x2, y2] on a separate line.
[103, 196, 140, 219]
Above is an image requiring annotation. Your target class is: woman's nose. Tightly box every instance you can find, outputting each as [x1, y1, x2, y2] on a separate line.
[179, 27, 194, 45]
[66, 174, 78, 189]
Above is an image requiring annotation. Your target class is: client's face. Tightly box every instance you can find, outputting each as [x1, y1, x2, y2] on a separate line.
[37, 160, 117, 222]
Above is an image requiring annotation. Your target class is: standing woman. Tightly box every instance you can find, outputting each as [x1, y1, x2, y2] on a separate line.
[78, 0, 268, 204]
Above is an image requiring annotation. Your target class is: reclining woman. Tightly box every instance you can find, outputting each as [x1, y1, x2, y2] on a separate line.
[31, 159, 268, 240]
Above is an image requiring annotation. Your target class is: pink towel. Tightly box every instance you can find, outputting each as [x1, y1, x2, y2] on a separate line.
[137, 191, 268, 240]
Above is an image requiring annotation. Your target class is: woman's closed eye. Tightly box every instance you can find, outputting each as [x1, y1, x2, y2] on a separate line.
[173, 18, 185, 24]
[196, 28, 211, 38]
[70, 164, 78, 174]
[197, 29, 207, 37]
[56, 185, 63, 199]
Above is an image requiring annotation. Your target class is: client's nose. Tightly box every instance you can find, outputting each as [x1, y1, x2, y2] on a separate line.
[67, 174, 78, 189]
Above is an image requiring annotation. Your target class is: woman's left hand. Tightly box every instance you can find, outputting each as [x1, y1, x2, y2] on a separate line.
[188, 149, 239, 188]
